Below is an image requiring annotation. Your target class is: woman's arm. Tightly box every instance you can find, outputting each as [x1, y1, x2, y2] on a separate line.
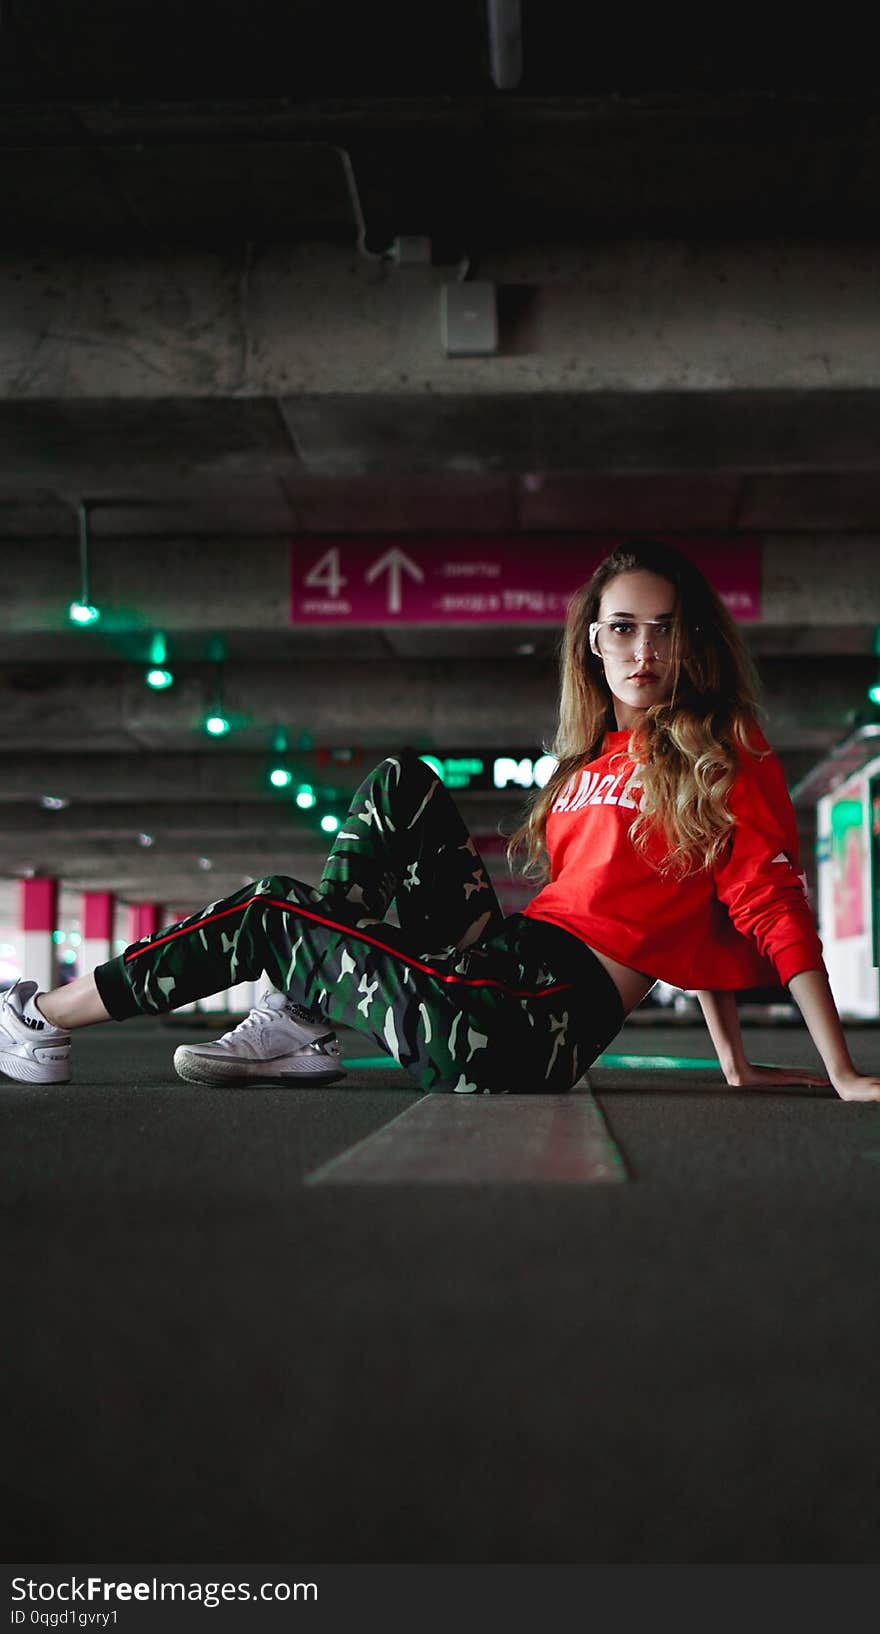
[696, 989, 829, 1090]
[709, 743, 868, 1095]
[695, 990, 747, 1081]
[788, 968, 880, 1101]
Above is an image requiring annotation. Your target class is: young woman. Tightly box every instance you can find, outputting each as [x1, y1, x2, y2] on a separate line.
[1, 541, 878, 1100]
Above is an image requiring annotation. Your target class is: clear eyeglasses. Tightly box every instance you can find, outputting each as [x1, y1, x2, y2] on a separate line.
[588, 619, 676, 658]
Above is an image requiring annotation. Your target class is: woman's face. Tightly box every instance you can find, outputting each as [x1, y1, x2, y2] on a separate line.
[593, 570, 679, 728]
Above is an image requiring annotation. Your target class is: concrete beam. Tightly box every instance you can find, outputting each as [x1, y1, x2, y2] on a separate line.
[0, 797, 518, 837]
[6, 393, 880, 489]
[0, 663, 560, 753]
[5, 242, 880, 399]
[7, 474, 880, 541]
[0, 656, 873, 763]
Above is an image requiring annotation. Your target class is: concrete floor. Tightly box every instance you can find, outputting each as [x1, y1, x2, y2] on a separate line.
[2, 1015, 880, 1564]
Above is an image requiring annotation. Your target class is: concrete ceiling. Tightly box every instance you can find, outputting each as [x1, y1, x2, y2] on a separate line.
[3, 4, 880, 910]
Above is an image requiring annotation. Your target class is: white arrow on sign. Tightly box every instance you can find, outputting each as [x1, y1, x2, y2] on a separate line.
[364, 547, 424, 614]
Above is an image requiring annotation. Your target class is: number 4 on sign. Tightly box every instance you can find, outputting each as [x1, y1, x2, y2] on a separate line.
[365, 547, 424, 614]
[304, 548, 348, 599]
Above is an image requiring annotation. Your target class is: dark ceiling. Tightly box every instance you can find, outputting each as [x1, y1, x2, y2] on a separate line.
[2, 5, 873, 99]
[3, 5, 880, 249]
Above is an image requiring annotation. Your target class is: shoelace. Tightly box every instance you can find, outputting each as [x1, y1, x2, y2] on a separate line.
[225, 1009, 267, 1038]
[227, 1001, 328, 1039]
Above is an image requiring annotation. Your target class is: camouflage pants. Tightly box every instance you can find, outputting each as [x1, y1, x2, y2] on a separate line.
[94, 749, 624, 1093]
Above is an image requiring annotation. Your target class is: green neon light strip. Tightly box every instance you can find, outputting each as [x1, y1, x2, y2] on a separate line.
[343, 1056, 404, 1069]
[597, 1053, 720, 1069]
[341, 1053, 721, 1072]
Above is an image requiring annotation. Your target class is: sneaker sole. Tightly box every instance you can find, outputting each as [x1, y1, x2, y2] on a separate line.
[0, 1050, 70, 1085]
[172, 1047, 347, 1087]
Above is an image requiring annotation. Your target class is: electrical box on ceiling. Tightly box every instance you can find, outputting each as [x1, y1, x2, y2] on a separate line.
[392, 236, 432, 265]
[441, 282, 498, 356]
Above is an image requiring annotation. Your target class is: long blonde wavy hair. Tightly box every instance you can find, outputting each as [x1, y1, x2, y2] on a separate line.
[506, 541, 765, 883]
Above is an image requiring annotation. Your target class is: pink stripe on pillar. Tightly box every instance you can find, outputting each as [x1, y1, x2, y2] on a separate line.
[82, 891, 115, 941]
[127, 903, 161, 942]
[20, 877, 58, 933]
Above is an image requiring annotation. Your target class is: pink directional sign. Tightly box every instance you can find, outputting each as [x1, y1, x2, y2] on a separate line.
[290, 535, 761, 624]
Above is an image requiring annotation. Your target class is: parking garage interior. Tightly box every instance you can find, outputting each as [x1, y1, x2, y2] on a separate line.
[2, 3, 880, 1577]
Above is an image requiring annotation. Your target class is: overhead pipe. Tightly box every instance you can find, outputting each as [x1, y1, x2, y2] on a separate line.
[486, 0, 523, 90]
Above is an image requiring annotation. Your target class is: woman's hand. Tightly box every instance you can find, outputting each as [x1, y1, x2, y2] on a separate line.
[788, 971, 880, 1105]
[722, 1062, 829, 1090]
[828, 1071, 880, 1103]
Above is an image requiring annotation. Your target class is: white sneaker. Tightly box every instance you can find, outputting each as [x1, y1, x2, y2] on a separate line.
[0, 979, 71, 1085]
[172, 990, 347, 1087]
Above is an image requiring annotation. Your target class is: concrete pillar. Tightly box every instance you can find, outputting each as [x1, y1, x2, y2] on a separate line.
[199, 978, 260, 1014]
[163, 904, 199, 1017]
[199, 987, 229, 1012]
[127, 902, 161, 943]
[225, 978, 260, 1015]
[81, 890, 115, 975]
[19, 877, 58, 993]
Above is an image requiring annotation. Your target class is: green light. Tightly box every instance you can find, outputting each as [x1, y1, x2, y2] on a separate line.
[150, 631, 167, 665]
[831, 799, 863, 838]
[341, 1056, 400, 1069]
[269, 766, 292, 789]
[320, 813, 340, 834]
[51, 930, 65, 945]
[418, 755, 486, 789]
[595, 1054, 723, 1069]
[205, 714, 230, 736]
[146, 667, 174, 690]
[337, 1052, 731, 1074]
[869, 680, 880, 706]
[295, 784, 316, 809]
[69, 601, 100, 626]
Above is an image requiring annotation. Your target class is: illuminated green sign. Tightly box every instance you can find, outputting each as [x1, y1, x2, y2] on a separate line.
[419, 755, 485, 789]
[418, 752, 557, 791]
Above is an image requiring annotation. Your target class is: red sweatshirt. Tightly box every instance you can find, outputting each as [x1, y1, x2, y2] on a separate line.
[522, 724, 824, 991]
